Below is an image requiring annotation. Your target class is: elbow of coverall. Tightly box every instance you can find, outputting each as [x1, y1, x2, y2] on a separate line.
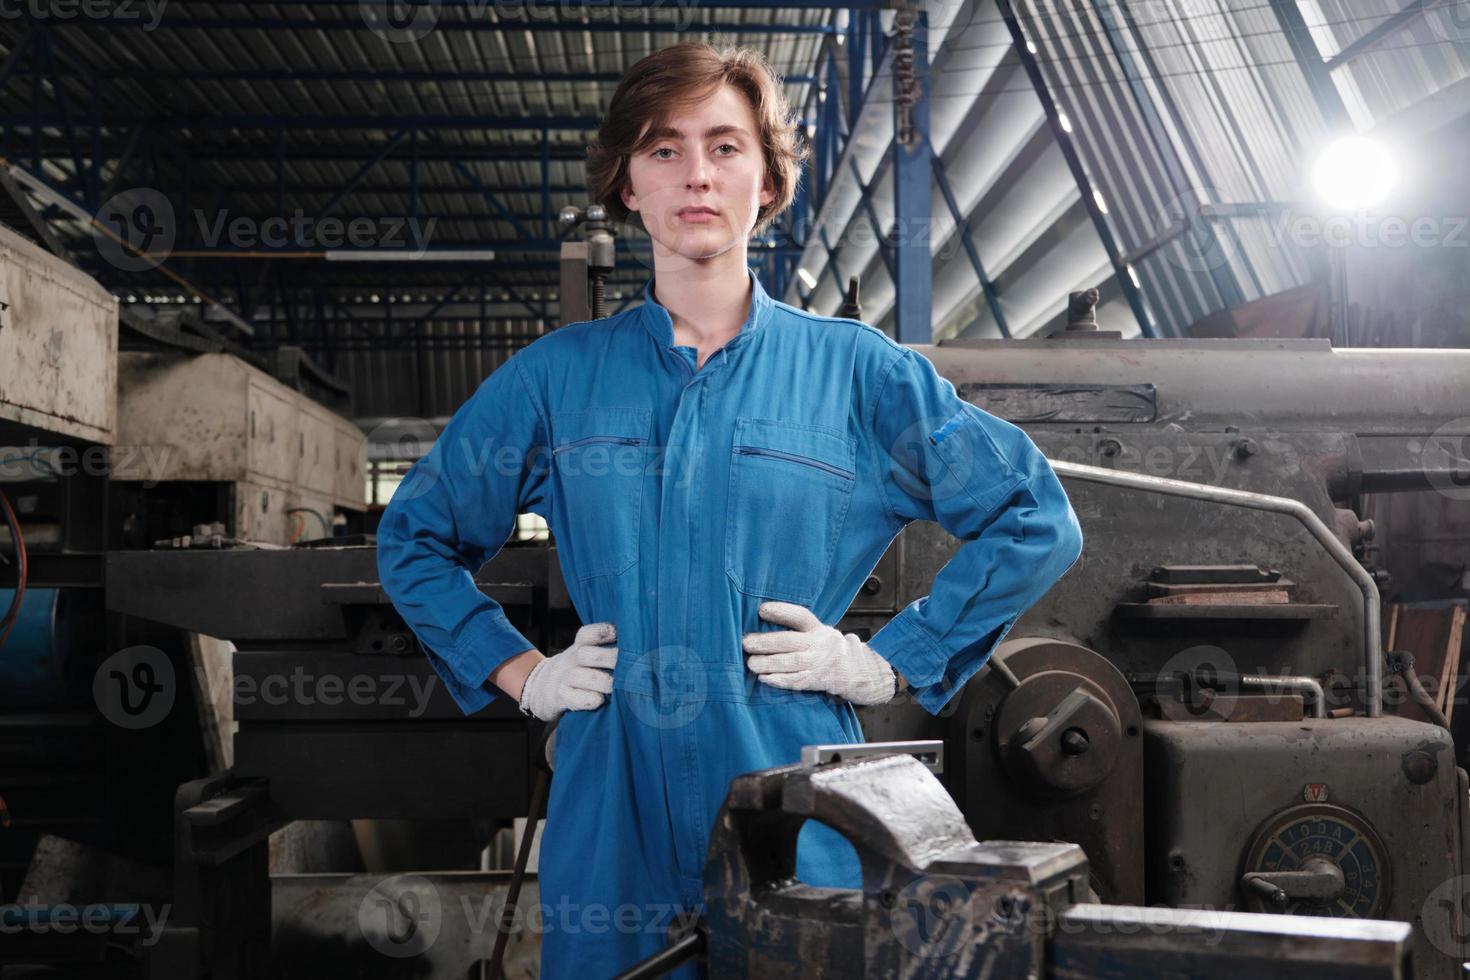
[1034, 462, 1085, 588]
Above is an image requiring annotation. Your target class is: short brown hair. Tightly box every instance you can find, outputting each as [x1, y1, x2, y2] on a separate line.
[586, 43, 808, 237]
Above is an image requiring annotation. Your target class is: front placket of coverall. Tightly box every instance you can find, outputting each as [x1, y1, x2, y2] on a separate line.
[654, 343, 726, 907]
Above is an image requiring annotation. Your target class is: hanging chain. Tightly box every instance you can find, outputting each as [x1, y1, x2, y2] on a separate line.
[893, 8, 919, 148]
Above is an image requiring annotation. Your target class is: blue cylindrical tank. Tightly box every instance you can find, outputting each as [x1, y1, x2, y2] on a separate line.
[0, 589, 76, 707]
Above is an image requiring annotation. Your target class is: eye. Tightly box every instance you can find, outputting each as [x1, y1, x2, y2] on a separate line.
[652, 147, 675, 160]
[715, 143, 738, 155]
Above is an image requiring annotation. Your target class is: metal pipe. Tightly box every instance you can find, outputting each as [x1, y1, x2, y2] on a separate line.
[1402, 669, 1450, 731]
[488, 721, 556, 979]
[1239, 674, 1328, 719]
[610, 929, 705, 980]
[1048, 459, 1382, 718]
[1386, 652, 1451, 731]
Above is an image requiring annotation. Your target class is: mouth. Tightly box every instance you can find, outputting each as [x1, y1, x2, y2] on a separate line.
[676, 206, 719, 220]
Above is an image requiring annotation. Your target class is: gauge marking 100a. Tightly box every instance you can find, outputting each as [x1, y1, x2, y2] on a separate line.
[1243, 803, 1389, 918]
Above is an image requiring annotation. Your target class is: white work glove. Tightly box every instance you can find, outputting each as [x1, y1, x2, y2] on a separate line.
[742, 602, 897, 705]
[518, 622, 618, 722]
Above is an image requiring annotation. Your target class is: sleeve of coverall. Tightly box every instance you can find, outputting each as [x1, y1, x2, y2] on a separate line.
[375, 351, 551, 715]
[864, 347, 1083, 714]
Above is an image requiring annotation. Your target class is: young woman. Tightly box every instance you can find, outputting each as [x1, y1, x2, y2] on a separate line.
[376, 43, 1082, 977]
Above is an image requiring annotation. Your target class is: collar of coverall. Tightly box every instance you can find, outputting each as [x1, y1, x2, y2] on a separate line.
[637, 265, 774, 351]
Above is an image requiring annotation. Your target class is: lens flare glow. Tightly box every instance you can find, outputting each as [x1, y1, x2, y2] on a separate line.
[1313, 136, 1399, 211]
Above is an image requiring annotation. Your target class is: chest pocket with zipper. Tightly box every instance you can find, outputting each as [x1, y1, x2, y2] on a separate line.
[551, 407, 650, 580]
[725, 417, 857, 605]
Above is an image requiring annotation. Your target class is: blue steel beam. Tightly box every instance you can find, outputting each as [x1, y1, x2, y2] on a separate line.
[0, 113, 603, 131]
[334, 0, 888, 7]
[434, 135, 541, 241]
[61, 15, 835, 34]
[38, 30, 89, 209]
[502, 282, 548, 321]
[1324, 0, 1434, 70]
[0, 25, 31, 93]
[80, 68, 818, 86]
[780, 12, 893, 311]
[931, 155, 1008, 339]
[1267, 0, 1353, 129]
[314, 130, 411, 219]
[996, 0, 1155, 337]
[409, 130, 422, 249]
[209, 182, 590, 195]
[1092, 0, 1244, 312]
[847, 157, 894, 285]
[540, 128, 552, 240]
[818, 226, 847, 297]
[20, 140, 592, 162]
[847, 9, 866, 131]
[105, 242, 811, 257]
[890, 9, 931, 344]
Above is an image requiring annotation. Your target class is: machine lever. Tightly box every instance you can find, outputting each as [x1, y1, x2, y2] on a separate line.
[1242, 857, 1345, 905]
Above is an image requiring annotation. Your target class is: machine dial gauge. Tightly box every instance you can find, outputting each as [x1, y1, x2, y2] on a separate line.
[1242, 803, 1389, 918]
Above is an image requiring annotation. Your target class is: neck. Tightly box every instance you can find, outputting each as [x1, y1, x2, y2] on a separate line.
[650, 245, 753, 343]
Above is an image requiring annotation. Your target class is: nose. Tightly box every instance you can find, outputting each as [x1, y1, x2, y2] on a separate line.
[685, 151, 712, 190]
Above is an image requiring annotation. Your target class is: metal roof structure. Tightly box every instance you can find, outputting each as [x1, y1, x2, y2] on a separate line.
[0, 1, 833, 419]
[1, 0, 1466, 420]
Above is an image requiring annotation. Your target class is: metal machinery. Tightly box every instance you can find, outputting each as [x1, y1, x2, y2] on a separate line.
[0, 221, 381, 973]
[0, 223, 118, 917]
[97, 291, 1470, 977]
[845, 295, 1470, 977]
[4, 207, 1467, 977]
[677, 750, 1416, 978]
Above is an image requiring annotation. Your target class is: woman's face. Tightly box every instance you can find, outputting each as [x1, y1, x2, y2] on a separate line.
[621, 82, 776, 265]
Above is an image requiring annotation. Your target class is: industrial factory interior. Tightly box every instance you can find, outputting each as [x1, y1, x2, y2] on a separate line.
[1, 0, 1469, 977]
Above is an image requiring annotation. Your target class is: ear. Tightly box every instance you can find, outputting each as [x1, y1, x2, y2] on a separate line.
[620, 178, 639, 214]
[758, 170, 776, 208]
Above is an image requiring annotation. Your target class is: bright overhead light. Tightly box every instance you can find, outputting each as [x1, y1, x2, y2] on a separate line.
[1312, 136, 1399, 211]
[1058, 111, 1073, 133]
[796, 267, 818, 290]
[325, 249, 497, 262]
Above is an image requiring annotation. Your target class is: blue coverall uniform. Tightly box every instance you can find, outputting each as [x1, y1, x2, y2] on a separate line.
[375, 268, 1083, 976]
